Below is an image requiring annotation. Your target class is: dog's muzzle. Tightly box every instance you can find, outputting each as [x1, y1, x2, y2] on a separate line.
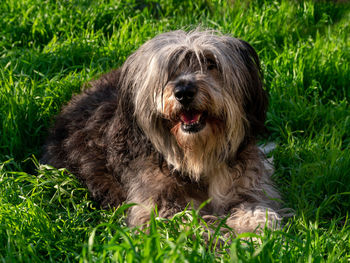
[172, 83, 207, 133]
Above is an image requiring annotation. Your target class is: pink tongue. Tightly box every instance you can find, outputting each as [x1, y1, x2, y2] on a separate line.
[180, 112, 201, 124]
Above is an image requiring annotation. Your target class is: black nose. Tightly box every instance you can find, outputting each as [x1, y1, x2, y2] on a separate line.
[173, 84, 197, 105]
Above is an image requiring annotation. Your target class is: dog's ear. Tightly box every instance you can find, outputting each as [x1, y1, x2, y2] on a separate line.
[237, 40, 268, 138]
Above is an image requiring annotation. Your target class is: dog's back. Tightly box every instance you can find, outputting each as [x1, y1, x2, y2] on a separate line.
[41, 70, 132, 207]
[42, 70, 119, 168]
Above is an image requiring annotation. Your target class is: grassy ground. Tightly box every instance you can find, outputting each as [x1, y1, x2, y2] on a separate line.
[1, 0, 349, 262]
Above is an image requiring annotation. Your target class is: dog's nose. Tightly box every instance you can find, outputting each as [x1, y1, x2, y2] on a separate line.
[173, 84, 197, 105]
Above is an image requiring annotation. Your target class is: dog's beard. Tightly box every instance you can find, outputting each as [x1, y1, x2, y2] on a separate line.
[170, 118, 224, 179]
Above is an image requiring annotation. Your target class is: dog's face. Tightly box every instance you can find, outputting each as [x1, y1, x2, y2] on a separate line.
[120, 30, 267, 179]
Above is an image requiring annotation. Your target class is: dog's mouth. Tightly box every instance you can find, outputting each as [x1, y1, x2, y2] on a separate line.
[179, 110, 207, 133]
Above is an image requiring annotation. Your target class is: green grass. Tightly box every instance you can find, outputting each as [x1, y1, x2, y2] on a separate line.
[1, 0, 349, 261]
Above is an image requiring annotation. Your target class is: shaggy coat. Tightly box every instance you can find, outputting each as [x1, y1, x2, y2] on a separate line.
[42, 30, 282, 233]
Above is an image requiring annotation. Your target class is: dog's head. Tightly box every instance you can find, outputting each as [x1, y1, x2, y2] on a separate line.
[120, 30, 267, 179]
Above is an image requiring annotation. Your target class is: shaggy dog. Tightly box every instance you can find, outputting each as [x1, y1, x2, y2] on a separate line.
[42, 30, 283, 234]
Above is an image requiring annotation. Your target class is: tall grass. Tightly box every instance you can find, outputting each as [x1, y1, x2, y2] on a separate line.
[0, 0, 349, 261]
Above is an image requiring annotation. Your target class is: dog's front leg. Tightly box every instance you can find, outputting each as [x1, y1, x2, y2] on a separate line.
[125, 166, 188, 227]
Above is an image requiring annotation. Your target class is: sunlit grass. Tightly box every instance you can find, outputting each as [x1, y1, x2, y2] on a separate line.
[1, 0, 349, 261]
